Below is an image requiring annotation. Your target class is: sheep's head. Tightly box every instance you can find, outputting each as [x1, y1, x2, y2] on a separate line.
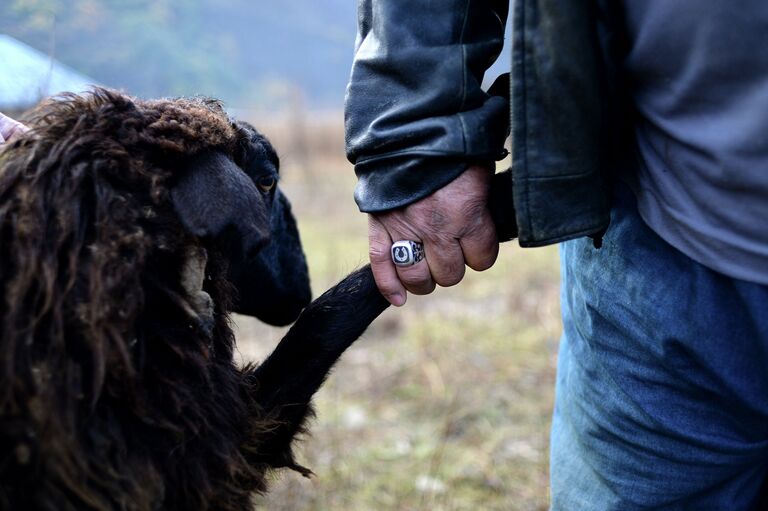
[169, 133, 312, 329]
[227, 121, 311, 325]
[0, 89, 310, 409]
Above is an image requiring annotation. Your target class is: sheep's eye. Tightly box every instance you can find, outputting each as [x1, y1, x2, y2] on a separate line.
[257, 176, 276, 193]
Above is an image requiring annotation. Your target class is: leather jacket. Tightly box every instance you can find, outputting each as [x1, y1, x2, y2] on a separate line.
[345, 0, 620, 247]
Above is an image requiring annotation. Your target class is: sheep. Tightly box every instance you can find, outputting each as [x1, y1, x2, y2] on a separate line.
[0, 89, 389, 510]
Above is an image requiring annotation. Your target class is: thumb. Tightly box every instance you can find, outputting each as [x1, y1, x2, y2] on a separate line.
[0, 112, 28, 142]
[368, 215, 407, 306]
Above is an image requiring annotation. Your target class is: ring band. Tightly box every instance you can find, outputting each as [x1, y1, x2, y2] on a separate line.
[391, 240, 424, 266]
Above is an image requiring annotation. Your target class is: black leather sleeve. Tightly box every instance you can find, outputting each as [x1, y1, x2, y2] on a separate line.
[345, 0, 510, 213]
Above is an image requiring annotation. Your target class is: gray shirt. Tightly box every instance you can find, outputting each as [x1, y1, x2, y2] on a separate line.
[620, 0, 768, 284]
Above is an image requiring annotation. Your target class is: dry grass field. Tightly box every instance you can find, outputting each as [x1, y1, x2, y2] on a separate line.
[237, 116, 562, 510]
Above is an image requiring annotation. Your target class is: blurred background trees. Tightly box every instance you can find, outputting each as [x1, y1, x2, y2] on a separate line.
[1, 0, 357, 110]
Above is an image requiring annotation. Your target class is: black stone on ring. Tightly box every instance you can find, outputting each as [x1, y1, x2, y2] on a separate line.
[391, 240, 424, 266]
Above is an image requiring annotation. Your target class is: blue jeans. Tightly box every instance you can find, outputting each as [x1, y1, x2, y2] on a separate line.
[551, 185, 768, 510]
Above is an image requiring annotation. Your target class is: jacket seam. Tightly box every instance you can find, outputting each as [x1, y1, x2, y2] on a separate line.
[458, 0, 472, 153]
[458, 0, 472, 112]
[520, 0, 534, 239]
[524, 170, 604, 181]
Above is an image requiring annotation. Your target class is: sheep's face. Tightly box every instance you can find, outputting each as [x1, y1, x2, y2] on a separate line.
[0, 90, 310, 404]
[228, 121, 311, 325]
[169, 121, 311, 327]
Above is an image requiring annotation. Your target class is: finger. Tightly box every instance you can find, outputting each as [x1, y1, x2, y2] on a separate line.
[395, 255, 435, 295]
[368, 215, 407, 306]
[0, 112, 28, 142]
[388, 231, 435, 296]
[459, 209, 499, 271]
[423, 236, 465, 287]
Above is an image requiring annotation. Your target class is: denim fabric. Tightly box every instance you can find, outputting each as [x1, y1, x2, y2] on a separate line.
[551, 185, 768, 510]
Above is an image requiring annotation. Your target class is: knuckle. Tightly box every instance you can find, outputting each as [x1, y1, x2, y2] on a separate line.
[469, 258, 493, 272]
[405, 280, 436, 295]
[369, 247, 391, 264]
[435, 265, 465, 287]
[398, 267, 434, 295]
[468, 247, 498, 271]
[369, 241, 392, 263]
[431, 258, 465, 287]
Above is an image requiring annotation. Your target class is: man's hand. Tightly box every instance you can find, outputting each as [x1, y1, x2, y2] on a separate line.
[368, 165, 499, 306]
[0, 112, 28, 144]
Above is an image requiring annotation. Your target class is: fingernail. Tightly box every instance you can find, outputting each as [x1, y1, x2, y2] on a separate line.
[389, 292, 405, 307]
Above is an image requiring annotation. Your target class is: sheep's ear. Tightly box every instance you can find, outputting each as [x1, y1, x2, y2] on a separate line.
[170, 151, 270, 256]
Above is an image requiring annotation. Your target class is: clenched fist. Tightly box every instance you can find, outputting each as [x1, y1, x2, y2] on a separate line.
[368, 165, 499, 306]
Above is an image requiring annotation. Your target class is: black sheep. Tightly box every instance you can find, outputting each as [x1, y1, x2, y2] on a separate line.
[0, 89, 389, 510]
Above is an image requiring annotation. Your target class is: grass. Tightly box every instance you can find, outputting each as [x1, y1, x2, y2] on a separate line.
[235, 152, 561, 510]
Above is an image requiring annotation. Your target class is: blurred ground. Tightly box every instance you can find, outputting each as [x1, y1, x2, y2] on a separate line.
[236, 117, 561, 510]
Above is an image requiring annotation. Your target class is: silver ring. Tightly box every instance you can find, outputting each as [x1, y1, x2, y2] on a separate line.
[391, 240, 424, 266]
